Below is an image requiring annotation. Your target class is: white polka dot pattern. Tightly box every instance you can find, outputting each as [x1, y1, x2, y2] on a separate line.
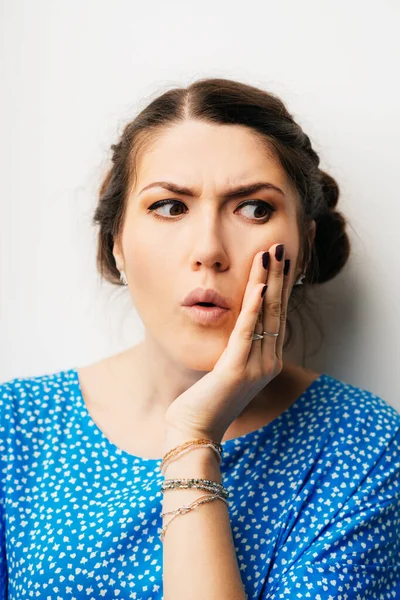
[0, 368, 399, 599]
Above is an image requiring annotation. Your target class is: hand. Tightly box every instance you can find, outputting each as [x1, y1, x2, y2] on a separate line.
[164, 243, 291, 444]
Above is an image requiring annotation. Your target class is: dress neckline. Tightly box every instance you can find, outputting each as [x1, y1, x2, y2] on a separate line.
[68, 367, 329, 465]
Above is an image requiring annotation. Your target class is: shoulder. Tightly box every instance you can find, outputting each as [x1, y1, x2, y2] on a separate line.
[0, 368, 79, 478]
[262, 375, 400, 596]
[0, 366, 76, 398]
[292, 372, 400, 480]
[302, 372, 400, 503]
[0, 367, 78, 430]
[298, 370, 400, 432]
[284, 363, 399, 436]
[315, 372, 400, 434]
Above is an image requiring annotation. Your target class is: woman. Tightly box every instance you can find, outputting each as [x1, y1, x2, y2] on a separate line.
[1, 78, 399, 600]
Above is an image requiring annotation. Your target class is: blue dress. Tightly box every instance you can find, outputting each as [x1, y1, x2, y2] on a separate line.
[0, 367, 399, 600]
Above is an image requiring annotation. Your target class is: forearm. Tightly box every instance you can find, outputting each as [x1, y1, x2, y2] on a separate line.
[162, 429, 247, 600]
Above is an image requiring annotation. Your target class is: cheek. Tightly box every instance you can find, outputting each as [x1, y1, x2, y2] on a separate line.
[124, 234, 175, 319]
[280, 223, 300, 264]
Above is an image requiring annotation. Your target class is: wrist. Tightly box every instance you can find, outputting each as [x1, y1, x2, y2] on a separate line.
[162, 429, 222, 481]
[163, 424, 218, 454]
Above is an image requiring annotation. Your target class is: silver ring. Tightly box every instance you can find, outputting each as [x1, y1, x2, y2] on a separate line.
[251, 331, 279, 341]
[251, 333, 264, 341]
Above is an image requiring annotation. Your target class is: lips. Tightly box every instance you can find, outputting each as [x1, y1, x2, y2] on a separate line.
[182, 287, 230, 309]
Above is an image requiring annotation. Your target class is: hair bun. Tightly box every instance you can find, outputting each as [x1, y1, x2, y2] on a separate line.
[319, 169, 339, 211]
[311, 170, 350, 285]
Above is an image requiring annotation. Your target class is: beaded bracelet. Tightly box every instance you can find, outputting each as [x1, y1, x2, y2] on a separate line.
[160, 438, 223, 473]
[160, 442, 222, 474]
[159, 438, 228, 542]
[161, 477, 229, 499]
[160, 493, 228, 541]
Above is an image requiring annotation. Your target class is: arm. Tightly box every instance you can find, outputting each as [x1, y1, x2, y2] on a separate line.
[260, 422, 400, 599]
[260, 497, 400, 599]
[160, 247, 289, 599]
[162, 428, 247, 600]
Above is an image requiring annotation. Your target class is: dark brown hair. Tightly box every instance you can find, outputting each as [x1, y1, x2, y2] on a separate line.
[93, 78, 351, 359]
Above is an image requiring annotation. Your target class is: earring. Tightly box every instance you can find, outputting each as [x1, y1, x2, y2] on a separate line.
[294, 273, 306, 286]
[120, 270, 128, 286]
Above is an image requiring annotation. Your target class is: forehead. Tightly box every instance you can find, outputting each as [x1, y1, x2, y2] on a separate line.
[131, 120, 292, 196]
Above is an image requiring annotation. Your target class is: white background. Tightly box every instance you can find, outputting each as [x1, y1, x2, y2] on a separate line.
[1, 0, 399, 410]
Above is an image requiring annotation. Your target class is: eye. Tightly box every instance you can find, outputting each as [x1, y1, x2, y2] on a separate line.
[147, 199, 187, 218]
[147, 199, 276, 222]
[235, 200, 275, 221]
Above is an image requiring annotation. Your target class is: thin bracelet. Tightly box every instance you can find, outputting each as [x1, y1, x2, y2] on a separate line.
[160, 438, 223, 472]
[160, 493, 228, 542]
[160, 443, 222, 474]
[161, 492, 223, 518]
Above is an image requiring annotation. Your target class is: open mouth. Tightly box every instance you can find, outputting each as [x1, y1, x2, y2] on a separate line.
[195, 302, 217, 307]
[183, 303, 229, 324]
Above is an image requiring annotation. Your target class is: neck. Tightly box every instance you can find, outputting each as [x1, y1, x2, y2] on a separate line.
[107, 338, 293, 423]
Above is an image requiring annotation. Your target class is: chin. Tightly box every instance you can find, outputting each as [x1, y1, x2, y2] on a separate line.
[176, 342, 226, 373]
[183, 356, 221, 373]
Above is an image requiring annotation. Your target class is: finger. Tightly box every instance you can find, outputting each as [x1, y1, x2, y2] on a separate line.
[241, 249, 269, 308]
[220, 273, 268, 375]
[275, 257, 291, 362]
[261, 243, 286, 355]
[248, 251, 271, 364]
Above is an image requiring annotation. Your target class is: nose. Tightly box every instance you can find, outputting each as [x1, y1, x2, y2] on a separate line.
[189, 219, 229, 271]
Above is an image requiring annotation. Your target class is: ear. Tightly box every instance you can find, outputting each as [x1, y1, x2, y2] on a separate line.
[300, 220, 317, 276]
[112, 237, 124, 272]
[308, 219, 317, 248]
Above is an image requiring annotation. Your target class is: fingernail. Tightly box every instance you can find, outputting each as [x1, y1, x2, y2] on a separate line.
[261, 284, 268, 298]
[275, 244, 284, 262]
[284, 259, 291, 276]
[262, 252, 270, 270]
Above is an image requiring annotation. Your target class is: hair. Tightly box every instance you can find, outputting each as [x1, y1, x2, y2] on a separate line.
[93, 78, 351, 362]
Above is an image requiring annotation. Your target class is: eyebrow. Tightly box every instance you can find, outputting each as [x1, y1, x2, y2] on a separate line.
[138, 180, 286, 198]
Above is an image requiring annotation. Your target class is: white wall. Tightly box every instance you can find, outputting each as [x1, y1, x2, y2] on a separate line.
[1, 0, 399, 409]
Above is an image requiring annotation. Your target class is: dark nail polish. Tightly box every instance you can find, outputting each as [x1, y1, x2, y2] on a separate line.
[262, 252, 270, 270]
[284, 259, 291, 276]
[261, 284, 268, 298]
[275, 244, 284, 262]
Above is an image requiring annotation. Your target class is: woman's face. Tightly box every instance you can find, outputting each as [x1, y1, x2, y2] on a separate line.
[113, 120, 312, 371]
